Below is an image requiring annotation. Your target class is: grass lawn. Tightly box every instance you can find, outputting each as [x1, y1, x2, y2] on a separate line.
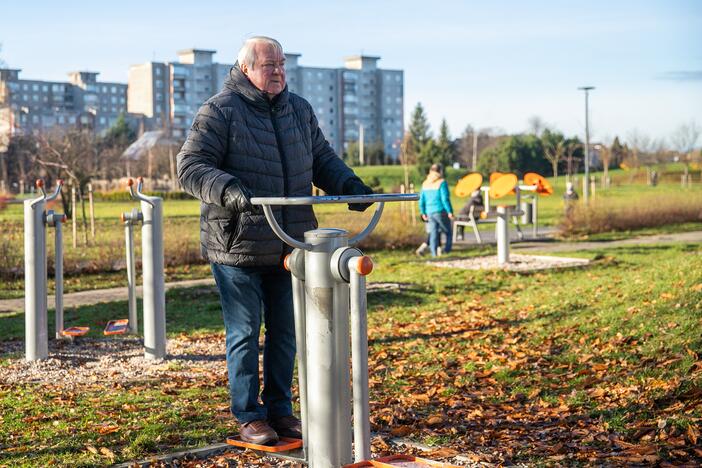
[1, 241, 701, 466]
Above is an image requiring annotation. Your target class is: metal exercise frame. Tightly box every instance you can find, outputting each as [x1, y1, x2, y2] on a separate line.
[251, 193, 418, 468]
[125, 177, 166, 360]
[25, 179, 64, 361]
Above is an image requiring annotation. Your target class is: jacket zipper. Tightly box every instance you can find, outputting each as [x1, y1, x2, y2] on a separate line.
[269, 106, 289, 265]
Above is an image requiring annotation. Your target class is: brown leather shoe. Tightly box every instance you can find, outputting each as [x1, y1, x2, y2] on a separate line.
[239, 419, 279, 446]
[269, 415, 302, 439]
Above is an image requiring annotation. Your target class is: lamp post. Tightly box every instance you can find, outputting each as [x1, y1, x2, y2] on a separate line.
[578, 86, 595, 203]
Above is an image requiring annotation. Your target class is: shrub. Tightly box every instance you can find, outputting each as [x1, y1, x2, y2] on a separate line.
[558, 192, 702, 237]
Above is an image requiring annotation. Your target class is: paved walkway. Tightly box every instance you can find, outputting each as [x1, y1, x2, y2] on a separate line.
[0, 278, 216, 314]
[2, 230, 700, 314]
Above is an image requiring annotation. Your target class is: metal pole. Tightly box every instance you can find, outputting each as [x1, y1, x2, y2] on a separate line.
[88, 183, 95, 239]
[71, 185, 77, 249]
[348, 257, 370, 463]
[24, 196, 47, 360]
[532, 195, 538, 239]
[579, 86, 595, 204]
[304, 229, 350, 468]
[289, 258, 309, 456]
[359, 125, 364, 165]
[123, 210, 140, 335]
[141, 197, 166, 359]
[48, 212, 65, 339]
[496, 206, 509, 265]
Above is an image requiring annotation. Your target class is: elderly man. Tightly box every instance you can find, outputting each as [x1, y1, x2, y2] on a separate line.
[177, 36, 373, 445]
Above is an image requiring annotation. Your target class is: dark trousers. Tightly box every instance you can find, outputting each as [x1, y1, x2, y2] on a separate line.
[211, 263, 296, 423]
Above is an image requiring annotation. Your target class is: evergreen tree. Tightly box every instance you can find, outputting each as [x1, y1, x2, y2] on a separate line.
[417, 139, 444, 176]
[408, 103, 431, 156]
[437, 118, 455, 166]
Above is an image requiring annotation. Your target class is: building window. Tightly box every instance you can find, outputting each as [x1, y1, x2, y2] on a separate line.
[32, 84, 39, 91]
[22, 83, 29, 91]
[102, 85, 108, 93]
[111, 86, 117, 93]
[42, 85, 48, 92]
[32, 95, 39, 101]
[155, 67, 162, 76]
[99, 117, 106, 125]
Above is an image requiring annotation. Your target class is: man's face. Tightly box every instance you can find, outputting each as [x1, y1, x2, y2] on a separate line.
[242, 43, 286, 97]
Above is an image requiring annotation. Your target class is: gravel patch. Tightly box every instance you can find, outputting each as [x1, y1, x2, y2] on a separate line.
[0, 334, 227, 389]
[432, 253, 590, 272]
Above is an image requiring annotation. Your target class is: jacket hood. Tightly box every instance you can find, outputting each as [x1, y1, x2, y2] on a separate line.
[223, 63, 289, 111]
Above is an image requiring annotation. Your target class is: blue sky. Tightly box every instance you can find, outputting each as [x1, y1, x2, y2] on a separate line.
[1, 0, 700, 145]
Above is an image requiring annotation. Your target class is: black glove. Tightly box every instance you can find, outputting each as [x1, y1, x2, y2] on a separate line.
[342, 177, 374, 212]
[222, 180, 261, 214]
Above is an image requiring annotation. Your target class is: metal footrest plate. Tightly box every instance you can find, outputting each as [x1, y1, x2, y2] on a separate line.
[104, 319, 129, 335]
[61, 326, 90, 337]
[226, 436, 302, 453]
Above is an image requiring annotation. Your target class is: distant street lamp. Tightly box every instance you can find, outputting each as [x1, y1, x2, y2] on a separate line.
[578, 86, 595, 203]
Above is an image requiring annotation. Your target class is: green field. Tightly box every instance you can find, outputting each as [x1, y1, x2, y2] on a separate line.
[1, 240, 700, 466]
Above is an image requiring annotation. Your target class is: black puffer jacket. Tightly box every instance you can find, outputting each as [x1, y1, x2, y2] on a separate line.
[177, 65, 356, 266]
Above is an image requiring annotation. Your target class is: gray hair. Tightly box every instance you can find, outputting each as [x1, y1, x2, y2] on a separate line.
[237, 36, 283, 69]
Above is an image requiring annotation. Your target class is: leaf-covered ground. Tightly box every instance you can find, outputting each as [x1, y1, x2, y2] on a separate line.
[1, 242, 701, 466]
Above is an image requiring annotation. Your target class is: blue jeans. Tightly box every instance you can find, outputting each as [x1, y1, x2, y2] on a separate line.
[210, 263, 296, 423]
[428, 212, 452, 256]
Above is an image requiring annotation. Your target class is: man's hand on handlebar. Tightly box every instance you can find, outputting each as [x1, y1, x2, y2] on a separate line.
[342, 177, 374, 212]
[223, 180, 262, 214]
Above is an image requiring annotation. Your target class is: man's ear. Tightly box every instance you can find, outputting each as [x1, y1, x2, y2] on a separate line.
[240, 63, 249, 77]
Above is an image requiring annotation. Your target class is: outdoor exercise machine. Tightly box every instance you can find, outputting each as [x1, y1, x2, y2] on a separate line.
[25, 179, 68, 360]
[453, 171, 553, 248]
[225, 193, 456, 468]
[119, 177, 166, 360]
[23, 176, 166, 361]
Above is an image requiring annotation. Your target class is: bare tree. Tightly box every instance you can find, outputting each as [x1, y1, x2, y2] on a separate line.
[565, 141, 581, 180]
[625, 129, 651, 171]
[598, 136, 614, 188]
[542, 138, 565, 184]
[527, 115, 548, 137]
[670, 121, 701, 176]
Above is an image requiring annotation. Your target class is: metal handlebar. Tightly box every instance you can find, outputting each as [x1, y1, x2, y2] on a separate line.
[128, 177, 157, 207]
[30, 179, 63, 207]
[251, 193, 418, 250]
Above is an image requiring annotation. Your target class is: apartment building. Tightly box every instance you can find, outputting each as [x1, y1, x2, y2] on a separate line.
[0, 68, 127, 134]
[129, 49, 404, 160]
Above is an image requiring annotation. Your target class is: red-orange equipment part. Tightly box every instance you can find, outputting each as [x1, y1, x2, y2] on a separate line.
[454, 173, 483, 197]
[489, 172, 504, 183]
[61, 326, 90, 337]
[523, 172, 554, 195]
[226, 436, 303, 453]
[490, 173, 518, 199]
[344, 454, 461, 467]
[104, 319, 129, 336]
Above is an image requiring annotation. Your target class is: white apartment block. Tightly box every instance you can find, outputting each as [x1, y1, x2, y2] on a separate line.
[0, 69, 127, 134]
[129, 49, 404, 160]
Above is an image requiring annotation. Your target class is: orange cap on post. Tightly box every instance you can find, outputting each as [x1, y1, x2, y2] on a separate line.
[283, 254, 291, 271]
[127, 178, 134, 187]
[35, 179, 44, 188]
[355, 256, 373, 276]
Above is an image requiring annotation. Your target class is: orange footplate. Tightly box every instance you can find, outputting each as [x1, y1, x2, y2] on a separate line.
[226, 436, 303, 453]
[61, 326, 90, 337]
[345, 454, 461, 468]
[104, 319, 129, 335]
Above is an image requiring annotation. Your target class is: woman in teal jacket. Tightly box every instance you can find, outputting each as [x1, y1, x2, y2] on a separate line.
[419, 164, 454, 256]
